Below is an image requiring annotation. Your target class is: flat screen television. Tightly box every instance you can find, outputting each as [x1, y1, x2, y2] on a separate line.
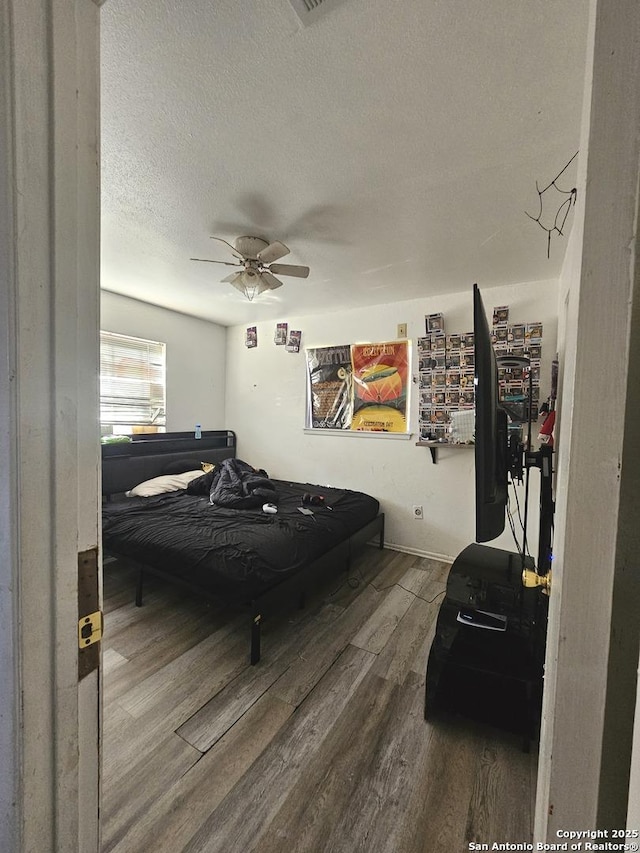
[473, 283, 508, 542]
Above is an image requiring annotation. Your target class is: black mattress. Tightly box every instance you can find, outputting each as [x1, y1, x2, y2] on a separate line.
[102, 479, 380, 600]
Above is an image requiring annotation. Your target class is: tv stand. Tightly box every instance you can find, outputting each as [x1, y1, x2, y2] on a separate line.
[425, 543, 548, 749]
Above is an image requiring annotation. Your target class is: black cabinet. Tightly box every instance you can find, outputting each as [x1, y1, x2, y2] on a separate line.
[425, 543, 548, 747]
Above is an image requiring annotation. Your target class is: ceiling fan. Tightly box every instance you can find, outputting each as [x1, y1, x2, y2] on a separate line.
[191, 236, 310, 301]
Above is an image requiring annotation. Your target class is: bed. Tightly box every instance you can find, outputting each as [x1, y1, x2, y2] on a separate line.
[101, 430, 385, 663]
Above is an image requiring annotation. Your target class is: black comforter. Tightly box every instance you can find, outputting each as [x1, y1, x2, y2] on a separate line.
[102, 478, 380, 599]
[187, 457, 278, 508]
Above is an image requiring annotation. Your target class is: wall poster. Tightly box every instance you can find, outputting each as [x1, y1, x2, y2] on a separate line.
[350, 341, 409, 432]
[305, 345, 353, 429]
[305, 340, 410, 433]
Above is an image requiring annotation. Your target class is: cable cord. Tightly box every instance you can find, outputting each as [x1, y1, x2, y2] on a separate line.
[506, 491, 526, 561]
[371, 579, 446, 605]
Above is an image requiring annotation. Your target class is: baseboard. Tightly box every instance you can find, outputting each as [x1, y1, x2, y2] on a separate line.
[379, 541, 454, 564]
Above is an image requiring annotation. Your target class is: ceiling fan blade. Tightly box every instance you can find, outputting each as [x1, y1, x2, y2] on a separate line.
[260, 271, 284, 289]
[256, 240, 289, 264]
[190, 257, 241, 267]
[268, 263, 310, 279]
[209, 236, 244, 259]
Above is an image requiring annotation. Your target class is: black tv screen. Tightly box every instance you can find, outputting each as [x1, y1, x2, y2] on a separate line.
[473, 283, 508, 542]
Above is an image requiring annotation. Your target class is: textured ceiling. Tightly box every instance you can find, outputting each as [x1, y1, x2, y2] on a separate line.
[100, 0, 589, 327]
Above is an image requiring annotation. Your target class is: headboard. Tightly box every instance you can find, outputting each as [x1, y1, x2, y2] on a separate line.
[101, 430, 236, 496]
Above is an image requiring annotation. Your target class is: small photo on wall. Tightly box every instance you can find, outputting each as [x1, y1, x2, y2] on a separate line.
[286, 330, 302, 352]
[245, 326, 258, 348]
[274, 322, 288, 345]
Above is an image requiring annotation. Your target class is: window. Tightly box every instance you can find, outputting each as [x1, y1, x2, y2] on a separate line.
[99, 331, 166, 435]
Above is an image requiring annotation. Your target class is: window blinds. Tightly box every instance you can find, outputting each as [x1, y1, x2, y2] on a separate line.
[99, 331, 166, 426]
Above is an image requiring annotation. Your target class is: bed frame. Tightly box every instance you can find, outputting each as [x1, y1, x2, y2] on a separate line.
[101, 429, 238, 496]
[101, 430, 385, 663]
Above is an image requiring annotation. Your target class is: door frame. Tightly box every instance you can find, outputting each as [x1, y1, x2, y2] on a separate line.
[534, 0, 640, 835]
[0, 1, 101, 850]
[1, 0, 639, 848]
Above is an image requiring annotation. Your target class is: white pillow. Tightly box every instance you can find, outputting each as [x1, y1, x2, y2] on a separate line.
[126, 470, 203, 498]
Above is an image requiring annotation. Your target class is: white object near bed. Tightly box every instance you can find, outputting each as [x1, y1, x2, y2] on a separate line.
[125, 470, 203, 497]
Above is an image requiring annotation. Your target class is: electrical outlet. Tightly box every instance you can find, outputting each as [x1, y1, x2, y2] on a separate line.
[397, 323, 407, 338]
[413, 505, 423, 520]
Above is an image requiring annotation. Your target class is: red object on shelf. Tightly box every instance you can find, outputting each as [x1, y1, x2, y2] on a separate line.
[538, 410, 556, 447]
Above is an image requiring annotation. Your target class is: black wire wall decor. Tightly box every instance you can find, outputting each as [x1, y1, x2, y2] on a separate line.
[526, 151, 579, 258]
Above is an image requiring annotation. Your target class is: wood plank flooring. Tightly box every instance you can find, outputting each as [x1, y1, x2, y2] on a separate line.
[102, 547, 536, 853]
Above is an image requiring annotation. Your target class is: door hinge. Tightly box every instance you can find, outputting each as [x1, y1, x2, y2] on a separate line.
[78, 611, 103, 648]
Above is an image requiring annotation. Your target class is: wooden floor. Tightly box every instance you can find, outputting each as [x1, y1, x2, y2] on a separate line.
[102, 547, 536, 853]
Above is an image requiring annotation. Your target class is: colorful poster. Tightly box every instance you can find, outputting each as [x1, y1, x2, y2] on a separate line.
[245, 326, 257, 348]
[350, 340, 409, 432]
[306, 345, 353, 429]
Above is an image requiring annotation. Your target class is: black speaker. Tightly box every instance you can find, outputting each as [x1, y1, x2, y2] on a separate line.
[425, 544, 548, 747]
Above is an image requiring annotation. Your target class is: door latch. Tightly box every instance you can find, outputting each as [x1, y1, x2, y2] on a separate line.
[78, 611, 103, 648]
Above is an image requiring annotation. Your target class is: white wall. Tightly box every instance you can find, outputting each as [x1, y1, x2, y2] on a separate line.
[225, 279, 558, 560]
[535, 210, 584, 837]
[101, 291, 227, 432]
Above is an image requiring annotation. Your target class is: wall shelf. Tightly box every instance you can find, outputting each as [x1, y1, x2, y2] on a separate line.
[416, 440, 474, 464]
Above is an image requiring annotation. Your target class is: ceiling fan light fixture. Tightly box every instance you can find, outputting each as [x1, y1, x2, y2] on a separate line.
[192, 234, 308, 300]
[232, 269, 271, 301]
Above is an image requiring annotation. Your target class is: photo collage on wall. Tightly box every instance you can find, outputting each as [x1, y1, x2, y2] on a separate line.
[245, 323, 303, 351]
[418, 308, 543, 443]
